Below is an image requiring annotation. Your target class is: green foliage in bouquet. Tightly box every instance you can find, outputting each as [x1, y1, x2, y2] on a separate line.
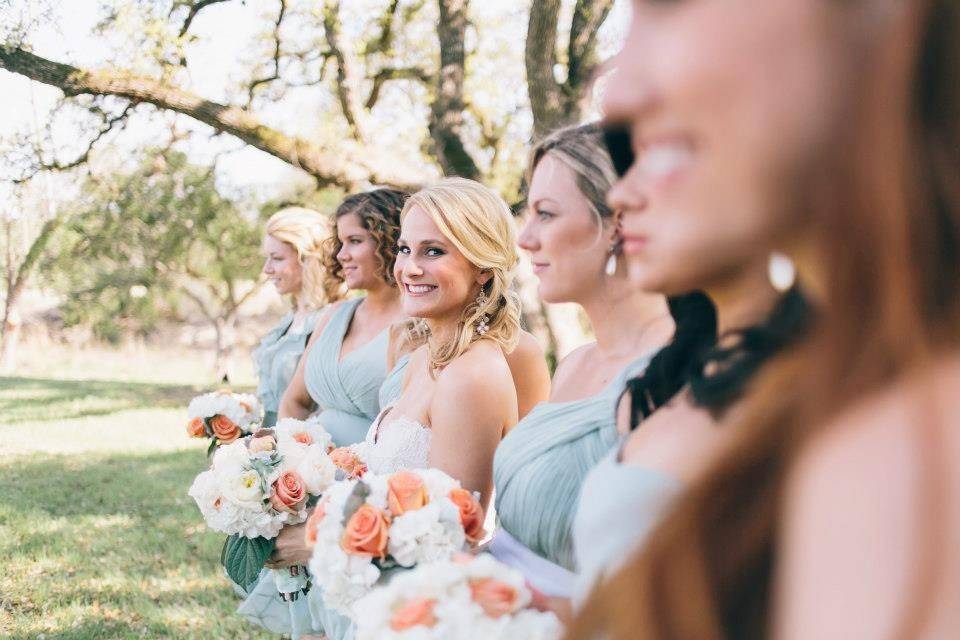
[221, 534, 276, 593]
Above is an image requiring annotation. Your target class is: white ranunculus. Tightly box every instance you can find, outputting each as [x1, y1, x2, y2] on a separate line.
[220, 467, 265, 508]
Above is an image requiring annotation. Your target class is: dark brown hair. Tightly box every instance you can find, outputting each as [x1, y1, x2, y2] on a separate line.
[568, 1, 959, 638]
[322, 188, 409, 300]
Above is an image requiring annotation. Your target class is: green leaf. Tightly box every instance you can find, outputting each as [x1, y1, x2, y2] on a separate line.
[206, 438, 218, 459]
[221, 534, 275, 592]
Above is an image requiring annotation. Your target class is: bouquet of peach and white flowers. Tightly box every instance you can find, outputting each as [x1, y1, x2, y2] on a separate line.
[189, 418, 340, 594]
[186, 391, 261, 454]
[304, 468, 485, 617]
[353, 553, 562, 640]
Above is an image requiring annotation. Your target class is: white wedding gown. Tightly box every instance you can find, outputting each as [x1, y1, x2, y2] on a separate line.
[355, 406, 432, 473]
[309, 407, 433, 640]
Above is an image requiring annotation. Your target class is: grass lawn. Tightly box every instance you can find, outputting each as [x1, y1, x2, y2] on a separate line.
[0, 375, 273, 639]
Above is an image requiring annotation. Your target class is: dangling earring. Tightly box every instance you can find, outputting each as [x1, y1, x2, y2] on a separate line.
[605, 238, 622, 277]
[768, 251, 796, 292]
[474, 287, 491, 336]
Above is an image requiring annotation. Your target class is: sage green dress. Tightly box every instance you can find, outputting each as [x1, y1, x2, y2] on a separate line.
[490, 351, 654, 594]
[378, 352, 410, 408]
[252, 310, 319, 428]
[238, 298, 390, 639]
[304, 297, 390, 447]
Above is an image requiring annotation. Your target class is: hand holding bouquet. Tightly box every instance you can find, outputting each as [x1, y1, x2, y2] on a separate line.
[304, 468, 485, 617]
[188, 417, 340, 593]
[354, 553, 562, 640]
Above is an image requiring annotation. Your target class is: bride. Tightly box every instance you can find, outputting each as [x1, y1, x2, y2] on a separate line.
[359, 176, 522, 505]
[298, 177, 525, 640]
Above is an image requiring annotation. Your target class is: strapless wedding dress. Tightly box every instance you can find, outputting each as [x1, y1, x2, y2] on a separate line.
[356, 407, 432, 474]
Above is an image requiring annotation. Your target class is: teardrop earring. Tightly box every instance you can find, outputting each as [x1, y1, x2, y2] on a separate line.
[605, 239, 622, 277]
[768, 251, 797, 292]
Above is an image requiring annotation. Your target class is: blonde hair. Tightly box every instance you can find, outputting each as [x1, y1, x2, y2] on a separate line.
[264, 207, 336, 310]
[402, 177, 522, 370]
[527, 122, 617, 226]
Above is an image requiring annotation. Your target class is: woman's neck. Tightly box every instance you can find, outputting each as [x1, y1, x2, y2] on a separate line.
[360, 282, 401, 316]
[579, 277, 674, 357]
[708, 258, 780, 336]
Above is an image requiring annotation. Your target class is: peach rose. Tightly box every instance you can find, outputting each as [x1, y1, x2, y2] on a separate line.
[330, 447, 366, 478]
[448, 489, 484, 542]
[210, 414, 240, 443]
[269, 470, 307, 514]
[304, 500, 327, 547]
[389, 597, 438, 631]
[387, 471, 429, 515]
[469, 578, 520, 618]
[249, 435, 277, 453]
[340, 503, 390, 558]
[187, 417, 206, 438]
[291, 431, 312, 445]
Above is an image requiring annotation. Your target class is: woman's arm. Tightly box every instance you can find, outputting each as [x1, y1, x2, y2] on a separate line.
[428, 351, 516, 509]
[505, 330, 551, 420]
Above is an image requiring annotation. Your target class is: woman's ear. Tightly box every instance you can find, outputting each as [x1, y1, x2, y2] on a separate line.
[476, 269, 493, 287]
[609, 209, 624, 241]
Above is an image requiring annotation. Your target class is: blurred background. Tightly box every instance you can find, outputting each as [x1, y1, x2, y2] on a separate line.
[0, 1, 627, 637]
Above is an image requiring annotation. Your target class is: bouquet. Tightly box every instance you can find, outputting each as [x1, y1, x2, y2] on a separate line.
[189, 417, 341, 597]
[305, 468, 485, 617]
[186, 391, 261, 455]
[353, 553, 562, 640]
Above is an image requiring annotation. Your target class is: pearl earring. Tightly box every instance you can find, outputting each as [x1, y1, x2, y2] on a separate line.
[768, 251, 796, 292]
[605, 241, 620, 277]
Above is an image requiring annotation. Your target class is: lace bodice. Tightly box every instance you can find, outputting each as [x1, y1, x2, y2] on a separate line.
[357, 408, 432, 474]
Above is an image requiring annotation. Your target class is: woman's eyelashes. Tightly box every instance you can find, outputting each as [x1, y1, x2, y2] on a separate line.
[396, 244, 445, 257]
[534, 208, 556, 221]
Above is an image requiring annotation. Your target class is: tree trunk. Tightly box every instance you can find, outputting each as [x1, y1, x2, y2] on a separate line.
[0, 289, 23, 373]
[430, 0, 480, 179]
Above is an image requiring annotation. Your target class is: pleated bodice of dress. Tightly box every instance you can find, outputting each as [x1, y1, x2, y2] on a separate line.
[378, 352, 410, 409]
[252, 310, 319, 428]
[493, 351, 654, 571]
[303, 297, 389, 447]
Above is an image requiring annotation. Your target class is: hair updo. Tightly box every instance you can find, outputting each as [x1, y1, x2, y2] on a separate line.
[527, 122, 618, 228]
[401, 177, 522, 370]
[322, 188, 410, 300]
[264, 206, 333, 310]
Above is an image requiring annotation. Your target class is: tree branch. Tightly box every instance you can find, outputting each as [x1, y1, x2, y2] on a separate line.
[365, 0, 402, 55]
[430, 0, 480, 179]
[322, 0, 367, 141]
[246, 0, 287, 106]
[177, 0, 232, 38]
[14, 102, 134, 185]
[565, 0, 613, 97]
[0, 47, 413, 189]
[365, 66, 431, 110]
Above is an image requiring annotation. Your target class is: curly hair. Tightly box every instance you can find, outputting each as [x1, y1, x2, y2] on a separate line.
[401, 177, 522, 371]
[322, 188, 410, 300]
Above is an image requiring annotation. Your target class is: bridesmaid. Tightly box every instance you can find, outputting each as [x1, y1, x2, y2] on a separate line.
[278, 188, 408, 441]
[253, 207, 332, 429]
[237, 188, 408, 640]
[568, 127, 807, 611]
[490, 123, 674, 596]
[311, 176, 537, 640]
[571, 1, 960, 638]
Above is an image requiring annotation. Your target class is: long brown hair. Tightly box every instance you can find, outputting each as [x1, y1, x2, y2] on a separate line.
[568, 1, 959, 638]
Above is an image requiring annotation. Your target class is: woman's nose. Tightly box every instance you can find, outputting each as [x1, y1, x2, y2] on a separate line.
[517, 218, 540, 252]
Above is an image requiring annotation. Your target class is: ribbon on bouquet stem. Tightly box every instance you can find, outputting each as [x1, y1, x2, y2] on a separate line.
[272, 564, 310, 602]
